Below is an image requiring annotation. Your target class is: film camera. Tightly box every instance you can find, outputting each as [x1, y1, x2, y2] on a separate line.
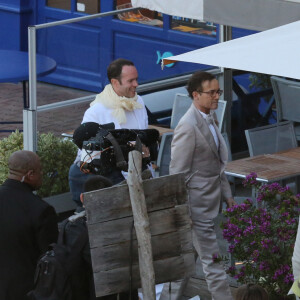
[73, 122, 159, 176]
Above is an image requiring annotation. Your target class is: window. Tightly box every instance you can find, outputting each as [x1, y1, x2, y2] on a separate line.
[115, 1, 163, 27]
[76, 0, 100, 14]
[47, 0, 71, 10]
[47, 0, 100, 14]
[171, 17, 216, 36]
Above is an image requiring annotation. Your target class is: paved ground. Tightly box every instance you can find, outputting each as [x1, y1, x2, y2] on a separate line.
[0, 81, 95, 139]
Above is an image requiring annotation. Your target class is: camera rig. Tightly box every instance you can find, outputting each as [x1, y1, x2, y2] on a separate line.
[73, 122, 159, 176]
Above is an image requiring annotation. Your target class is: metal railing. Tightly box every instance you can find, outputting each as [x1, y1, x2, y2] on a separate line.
[26, 7, 223, 151]
[26, 7, 142, 151]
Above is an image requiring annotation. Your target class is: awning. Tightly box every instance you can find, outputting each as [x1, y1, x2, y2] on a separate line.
[131, 0, 300, 31]
[162, 20, 300, 80]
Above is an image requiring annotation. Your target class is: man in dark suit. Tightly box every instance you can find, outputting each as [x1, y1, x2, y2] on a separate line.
[0, 150, 58, 300]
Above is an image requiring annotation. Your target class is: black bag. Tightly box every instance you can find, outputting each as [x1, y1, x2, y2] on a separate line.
[27, 211, 88, 300]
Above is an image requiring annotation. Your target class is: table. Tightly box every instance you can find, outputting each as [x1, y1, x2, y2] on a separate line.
[148, 124, 174, 136]
[225, 147, 300, 183]
[0, 49, 56, 108]
[0, 50, 56, 131]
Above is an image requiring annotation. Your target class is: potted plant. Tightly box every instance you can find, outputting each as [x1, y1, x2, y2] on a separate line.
[220, 173, 299, 299]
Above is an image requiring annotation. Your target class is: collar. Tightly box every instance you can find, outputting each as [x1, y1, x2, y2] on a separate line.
[3, 178, 34, 192]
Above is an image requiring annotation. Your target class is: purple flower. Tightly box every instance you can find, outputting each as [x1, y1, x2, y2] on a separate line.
[259, 225, 271, 235]
[271, 246, 280, 254]
[243, 224, 256, 236]
[284, 273, 294, 284]
[227, 266, 236, 275]
[234, 266, 246, 280]
[228, 244, 236, 253]
[259, 261, 270, 271]
[252, 249, 260, 262]
[223, 223, 242, 241]
[286, 218, 297, 225]
[243, 172, 258, 187]
[261, 239, 272, 249]
[212, 253, 221, 263]
[272, 265, 290, 280]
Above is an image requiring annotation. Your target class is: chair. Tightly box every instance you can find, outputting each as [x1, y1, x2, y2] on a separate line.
[156, 132, 173, 176]
[213, 100, 227, 132]
[245, 121, 297, 157]
[222, 132, 234, 192]
[222, 132, 250, 207]
[170, 93, 227, 131]
[170, 93, 191, 129]
[245, 121, 298, 194]
[271, 76, 300, 141]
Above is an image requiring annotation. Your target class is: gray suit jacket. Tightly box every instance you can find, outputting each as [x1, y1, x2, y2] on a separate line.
[169, 103, 232, 220]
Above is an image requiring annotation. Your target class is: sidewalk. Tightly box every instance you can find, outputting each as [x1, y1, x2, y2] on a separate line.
[0, 81, 94, 139]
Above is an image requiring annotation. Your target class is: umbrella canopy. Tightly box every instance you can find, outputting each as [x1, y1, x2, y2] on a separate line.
[162, 21, 300, 80]
[131, 0, 300, 31]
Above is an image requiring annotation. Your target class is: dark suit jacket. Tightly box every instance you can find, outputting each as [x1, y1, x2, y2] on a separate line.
[0, 179, 58, 300]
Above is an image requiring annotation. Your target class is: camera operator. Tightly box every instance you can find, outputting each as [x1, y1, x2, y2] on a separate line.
[69, 58, 149, 206]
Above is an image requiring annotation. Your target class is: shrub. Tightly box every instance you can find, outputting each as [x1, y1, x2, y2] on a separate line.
[220, 173, 299, 299]
[0, 131, 77, 197]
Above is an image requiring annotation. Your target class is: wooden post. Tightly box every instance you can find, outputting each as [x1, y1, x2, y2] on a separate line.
[127, 150, 156, 300]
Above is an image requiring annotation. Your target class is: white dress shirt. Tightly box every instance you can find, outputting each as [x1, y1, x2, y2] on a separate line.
[199, 110, 219, 149]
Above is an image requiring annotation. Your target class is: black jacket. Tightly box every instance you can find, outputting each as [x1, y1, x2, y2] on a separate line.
[0, 179, 58, 300]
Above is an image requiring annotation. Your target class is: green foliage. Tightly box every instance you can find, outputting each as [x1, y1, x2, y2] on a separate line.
[37, 132, 77, 197]
[0, 131, 77, 197]
[0, 131, 24, 184]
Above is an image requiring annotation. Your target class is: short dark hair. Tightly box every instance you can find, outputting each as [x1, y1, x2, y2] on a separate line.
[83, 175, 113, 193]
[235, 283, 269, 300]
[107, 58, 135, 83]
[186, 71, 216, 99]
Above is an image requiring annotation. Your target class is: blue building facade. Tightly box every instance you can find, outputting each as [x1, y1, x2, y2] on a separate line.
[0, 0, 255, 92]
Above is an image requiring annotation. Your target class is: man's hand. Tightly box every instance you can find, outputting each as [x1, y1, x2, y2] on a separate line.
[141, 144, 150, 158]
[225, 197, 236, 208]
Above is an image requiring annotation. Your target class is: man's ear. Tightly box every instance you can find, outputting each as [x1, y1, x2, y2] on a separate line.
[192, 90, 199, 99]
[111, 78, 119, 88]
[80, 193, 84, 204]
[23, 170, 34, 182]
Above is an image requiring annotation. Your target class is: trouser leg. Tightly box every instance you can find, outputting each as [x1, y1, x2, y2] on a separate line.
[192, 219, 233, 300]
[69, 163, 95, 207]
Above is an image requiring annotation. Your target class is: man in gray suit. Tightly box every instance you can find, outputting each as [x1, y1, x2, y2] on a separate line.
[170, 71, 235, 300]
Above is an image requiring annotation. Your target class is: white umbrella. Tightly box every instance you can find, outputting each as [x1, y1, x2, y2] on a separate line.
[162, 20, 300, 80]
[131, 0, 300, 31]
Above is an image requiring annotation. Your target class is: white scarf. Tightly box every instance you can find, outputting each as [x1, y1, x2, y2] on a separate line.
[90, 84, 142, 124]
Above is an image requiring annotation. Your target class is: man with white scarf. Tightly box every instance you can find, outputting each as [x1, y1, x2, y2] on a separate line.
[69, 58, 148, 207]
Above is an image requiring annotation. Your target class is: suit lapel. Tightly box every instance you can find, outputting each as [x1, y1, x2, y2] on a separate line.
[214, 124, 228, 164]
[191, 104, 219, 158]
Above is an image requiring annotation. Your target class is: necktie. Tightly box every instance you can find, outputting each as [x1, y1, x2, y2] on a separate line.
[206, 114, 214, 125]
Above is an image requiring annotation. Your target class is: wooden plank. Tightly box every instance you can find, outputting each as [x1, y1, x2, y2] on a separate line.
[84, 173, 187, 224]
[93, 253, 195, 297]
[88, 205, 191, 248]
[90, 228, 193, 271]
[127, 150, 155, 300]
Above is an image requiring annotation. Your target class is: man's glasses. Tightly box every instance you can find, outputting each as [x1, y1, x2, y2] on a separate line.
[198, 89, 223, 97]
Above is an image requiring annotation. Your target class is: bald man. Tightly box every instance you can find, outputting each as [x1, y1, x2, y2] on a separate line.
[0, 150, 58, 300]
